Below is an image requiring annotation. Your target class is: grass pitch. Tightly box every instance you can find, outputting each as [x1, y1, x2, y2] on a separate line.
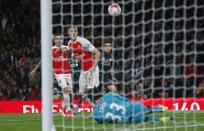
[0, 111, 204, 131]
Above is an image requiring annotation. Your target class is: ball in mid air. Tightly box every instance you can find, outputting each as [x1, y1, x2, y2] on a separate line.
[108, 3, 121, 16]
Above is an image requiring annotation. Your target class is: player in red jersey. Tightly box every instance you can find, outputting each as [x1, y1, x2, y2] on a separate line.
[31, 34, 73, 117]
[67, 26, 100, 111]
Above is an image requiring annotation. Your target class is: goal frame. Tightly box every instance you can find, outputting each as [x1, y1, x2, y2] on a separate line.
[40, 0, 53, 131]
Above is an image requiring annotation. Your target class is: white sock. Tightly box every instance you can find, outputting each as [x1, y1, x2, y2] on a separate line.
[62, 93, 71, 110]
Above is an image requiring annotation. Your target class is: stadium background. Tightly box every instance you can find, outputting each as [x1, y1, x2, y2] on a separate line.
[0, 0, 204, 102]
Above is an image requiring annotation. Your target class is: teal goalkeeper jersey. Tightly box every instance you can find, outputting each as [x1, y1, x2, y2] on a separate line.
[92, 92, 133, 123]
[92, 92, 162, 123]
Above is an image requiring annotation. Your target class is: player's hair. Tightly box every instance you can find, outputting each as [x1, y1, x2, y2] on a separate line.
[104, 82, 113, 88]
[103, 38, 113, 46]
[68, 25, 78, 31]
[68, 25, 81, 36]
[53, 33, 63, 45]
[53, 33, 62, 39]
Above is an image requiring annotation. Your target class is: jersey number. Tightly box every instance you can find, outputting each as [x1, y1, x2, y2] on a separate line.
[105, 103, 126, 122]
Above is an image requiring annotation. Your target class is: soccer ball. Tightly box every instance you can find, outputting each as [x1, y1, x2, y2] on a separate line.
[108, 3, 121, 16]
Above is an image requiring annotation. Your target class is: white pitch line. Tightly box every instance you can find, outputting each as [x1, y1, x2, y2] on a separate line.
[115, 123, 204, 131]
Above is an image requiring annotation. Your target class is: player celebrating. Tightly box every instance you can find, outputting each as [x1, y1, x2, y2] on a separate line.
[31, 34, 73, 117]
[99, 41, 118, 92]
[92, 92, 171, 123]
[67, 25, 101, 111]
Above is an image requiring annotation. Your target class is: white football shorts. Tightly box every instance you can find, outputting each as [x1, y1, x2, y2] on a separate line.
[55, 73, 73, 89]
[79, 66, 99, 94]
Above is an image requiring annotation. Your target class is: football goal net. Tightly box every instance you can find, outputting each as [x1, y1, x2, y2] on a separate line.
[41, 0, 204, 131]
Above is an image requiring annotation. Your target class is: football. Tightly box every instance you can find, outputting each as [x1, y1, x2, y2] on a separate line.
[108, 3, 121, 16]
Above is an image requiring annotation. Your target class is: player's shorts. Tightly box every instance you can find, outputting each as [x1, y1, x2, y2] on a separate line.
[79, 66, 99, 94]
[55, 73, 73, 89]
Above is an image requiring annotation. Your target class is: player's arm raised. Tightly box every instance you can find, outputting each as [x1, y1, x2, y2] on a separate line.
[30, 61, 41, 78]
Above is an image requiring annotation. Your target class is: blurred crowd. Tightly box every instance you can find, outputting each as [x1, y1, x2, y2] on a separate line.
[0, 0, 41, 100]
[0, 0, 204, 101]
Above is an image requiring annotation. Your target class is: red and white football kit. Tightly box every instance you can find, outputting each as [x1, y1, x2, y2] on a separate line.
[52, 45, 72, 89]
[68, 37, 99, 93]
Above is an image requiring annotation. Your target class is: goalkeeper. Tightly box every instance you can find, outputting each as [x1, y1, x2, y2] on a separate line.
[92, 91, 171, 123]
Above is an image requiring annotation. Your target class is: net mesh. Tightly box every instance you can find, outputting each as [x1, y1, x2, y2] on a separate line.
[51, 0, 204, 130]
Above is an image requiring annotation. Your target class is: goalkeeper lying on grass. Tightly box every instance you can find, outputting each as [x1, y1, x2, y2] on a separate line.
[91, 91, 172, 123]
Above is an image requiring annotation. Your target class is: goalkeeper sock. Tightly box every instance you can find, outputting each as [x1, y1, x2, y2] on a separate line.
[145, 117, 159, 123]
[146, 105, 168, 114]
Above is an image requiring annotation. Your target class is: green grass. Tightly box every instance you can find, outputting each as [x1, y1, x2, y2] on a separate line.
[0, 111, 204, 131]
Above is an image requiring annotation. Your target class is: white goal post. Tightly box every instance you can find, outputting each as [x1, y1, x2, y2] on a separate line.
[40, 0, 53, 131]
